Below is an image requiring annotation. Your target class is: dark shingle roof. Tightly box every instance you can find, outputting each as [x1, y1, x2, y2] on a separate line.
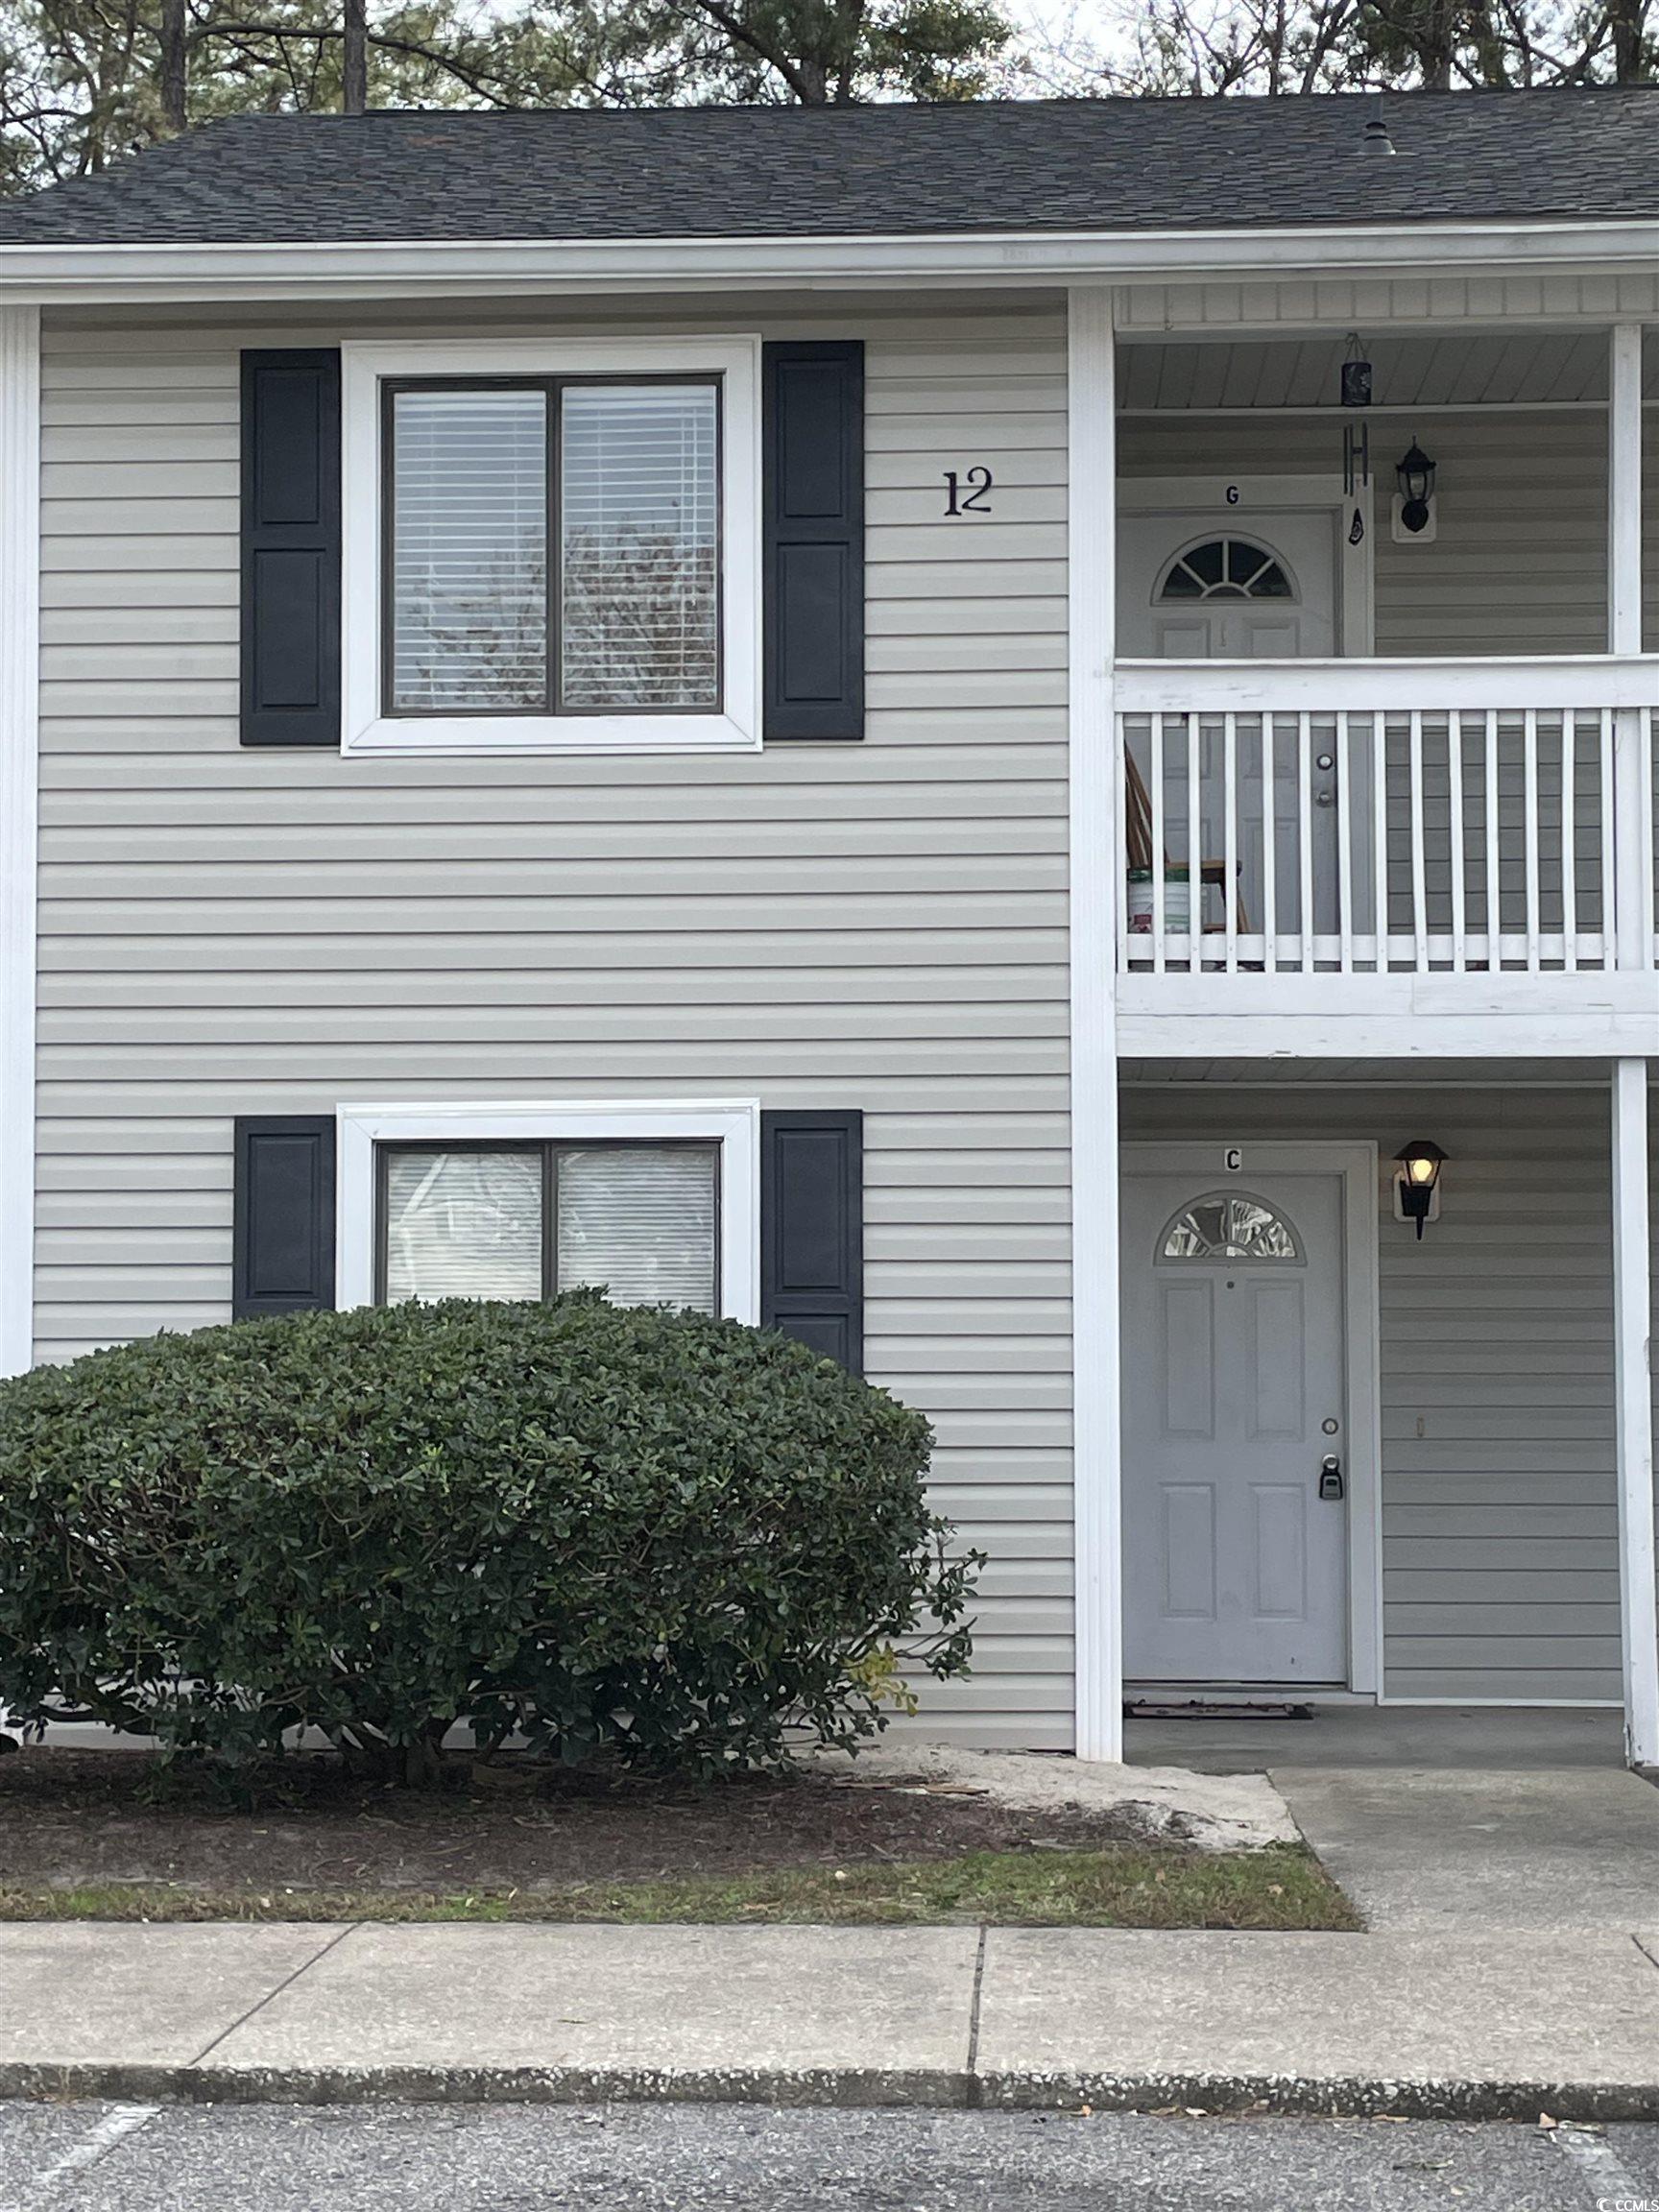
[0, 89, 1654, 247]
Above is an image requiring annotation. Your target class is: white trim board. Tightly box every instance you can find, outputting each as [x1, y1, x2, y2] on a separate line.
[1380, 1696, 1624, 1710]
[0, 306, 38, 1380]
[1113, 653, 1658, 714]
[334, 1098, 761, 1322]
[340, 335, 762, 757]
[1610, 1060, 1658, 1767]
[1121, 1140, 1383, 1698]
[2, 221, 1657, 307]
[1068, 284, 1123, 1765]
[1116, 1002, 1659, 1062]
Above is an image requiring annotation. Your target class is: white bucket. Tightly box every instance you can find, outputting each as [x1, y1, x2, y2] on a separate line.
[1127, 867, 1192, 934]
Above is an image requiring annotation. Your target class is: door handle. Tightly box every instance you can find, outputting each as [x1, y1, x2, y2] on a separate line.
[1318, 1455, 1345, 1502]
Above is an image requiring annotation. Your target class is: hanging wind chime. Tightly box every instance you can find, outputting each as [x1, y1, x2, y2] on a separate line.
[1340, 332, 1371, 545]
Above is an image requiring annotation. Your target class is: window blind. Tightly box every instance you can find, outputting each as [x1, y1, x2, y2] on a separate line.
[390, 389, 547, 712]
[559, 384, 719, 711]
[383, 1148, 543, 1303]
[555, 1147, 717, 1311]
[379, 1142, 718, 1311]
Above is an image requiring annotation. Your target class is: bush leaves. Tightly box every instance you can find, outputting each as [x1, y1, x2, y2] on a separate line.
[0, 1295, 979, 1781]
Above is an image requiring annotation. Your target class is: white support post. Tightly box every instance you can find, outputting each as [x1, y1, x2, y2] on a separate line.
[1068, 285, 1122, 1765]
[0, 306, 39, 1381]
[1611, 1060, 1658, 1769]
[1607, 325, 1650, 971]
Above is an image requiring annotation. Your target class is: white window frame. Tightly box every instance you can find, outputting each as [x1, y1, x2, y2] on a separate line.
[336, 1098, 760, 1319]
[341, 337, 762, 757]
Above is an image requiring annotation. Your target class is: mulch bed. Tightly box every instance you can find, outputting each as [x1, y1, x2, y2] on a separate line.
[0, 1747, 1145, 1895]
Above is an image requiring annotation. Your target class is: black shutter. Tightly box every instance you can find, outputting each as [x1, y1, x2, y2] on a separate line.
[762, 342, 864, 742]
[232, 1117, 336, 1320]
[760, 1110, 863, 1373]
[240, 349, 341, 747]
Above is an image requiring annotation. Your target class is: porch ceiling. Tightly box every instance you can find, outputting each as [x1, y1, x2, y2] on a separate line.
[1118, 330, 1656, 412]
[1120, 1058, 1623, 1086]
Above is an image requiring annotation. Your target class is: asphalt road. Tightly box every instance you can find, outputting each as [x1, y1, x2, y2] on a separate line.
[1, 2102, 1655, 2210]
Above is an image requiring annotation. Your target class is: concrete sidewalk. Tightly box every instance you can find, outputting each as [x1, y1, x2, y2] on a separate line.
[6, 1919, 1659, 2121]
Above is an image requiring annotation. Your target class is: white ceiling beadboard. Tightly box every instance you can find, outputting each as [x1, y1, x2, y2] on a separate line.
[1116, 328, 1646, 411]
[1117, 274, 1659, 345]
[1120, 1058, 1619, 1085]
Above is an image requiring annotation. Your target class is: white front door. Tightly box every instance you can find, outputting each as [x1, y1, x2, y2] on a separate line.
[1122, 1170, 1350, 1685]
[1116, 510, 1338, 659]
[1117, 509, 1345, 940]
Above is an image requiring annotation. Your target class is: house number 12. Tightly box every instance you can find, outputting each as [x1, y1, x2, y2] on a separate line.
[944, 467, 994, 516]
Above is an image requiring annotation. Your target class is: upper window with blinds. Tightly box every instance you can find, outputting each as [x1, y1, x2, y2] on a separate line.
[385, 377, 722, 720]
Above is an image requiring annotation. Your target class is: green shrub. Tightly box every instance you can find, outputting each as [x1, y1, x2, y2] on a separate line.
[0, 1295, 978, 1780]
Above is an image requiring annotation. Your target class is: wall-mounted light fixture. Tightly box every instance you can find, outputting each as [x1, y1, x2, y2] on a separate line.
[1392, 440, 1438, 541]
[1393, 1141, 1447, 1239]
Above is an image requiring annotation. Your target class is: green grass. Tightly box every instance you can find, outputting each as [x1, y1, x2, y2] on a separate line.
[0, 1845, 1357, 1930]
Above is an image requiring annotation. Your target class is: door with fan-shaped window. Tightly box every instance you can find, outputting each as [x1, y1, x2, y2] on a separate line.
[1118, 510, 1344, 938]
[1121, 1170, 1349, 1685]
[1117, 513, 1337, 660]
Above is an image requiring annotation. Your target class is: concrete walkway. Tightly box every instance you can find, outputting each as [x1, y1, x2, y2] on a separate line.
[7, 1918, 1659, 2121]
[1123, 1705, 1659, 1934]
[1278, 1767, 1659, 1933]
[1123, 1702, 1627, 1771]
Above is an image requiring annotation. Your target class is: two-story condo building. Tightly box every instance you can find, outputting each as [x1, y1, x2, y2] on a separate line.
[0, 91, 1654, 1764]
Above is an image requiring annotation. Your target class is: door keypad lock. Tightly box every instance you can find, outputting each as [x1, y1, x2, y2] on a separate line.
[1318, 1455, 1345, 1503]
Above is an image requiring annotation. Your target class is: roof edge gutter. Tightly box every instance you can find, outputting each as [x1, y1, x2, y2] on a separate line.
[1, 218, 1657, 307]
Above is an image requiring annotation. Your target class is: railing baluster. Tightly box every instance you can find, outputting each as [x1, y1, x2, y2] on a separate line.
[1372, 711, 1388, 972]
[1224, 712, 1238, 974]
[1408, 709, 1428, 972]
[1644, 705, 1657, 972]
[1150, 712, 1166, 975]
[1297, 710, 1313, 972]
[1560, 711, 1577, 973]
[1524, 706, 1541, 973]
[1112, 676, 1637, 988]
[1115, 711, 1129, 972]
[1262, 713, 1278, 974]
[1187, 706, 1202, 973]
[1484, 709, 1501, 969]
[1599, 704, 1617, 969]
[1448, 710, 1467, 974]
[1336, 710, 1354, 973]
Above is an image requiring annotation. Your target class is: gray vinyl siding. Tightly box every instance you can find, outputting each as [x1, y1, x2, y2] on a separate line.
[34, 301, 1074, 1749]
[1119, 1084, 1627, 1703]
[1119, 409, 1614, 657]
[31, 302, 1655, 1742]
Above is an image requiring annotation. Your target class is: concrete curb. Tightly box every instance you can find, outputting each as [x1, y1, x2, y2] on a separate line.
[3, 2062, 1657, 2122]
[976, 2071, 1659, 2124]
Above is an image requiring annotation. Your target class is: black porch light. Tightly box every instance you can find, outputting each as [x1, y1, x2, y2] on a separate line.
[1395, 441, 1437, 534]
[1394, 1141, 1447, 1239]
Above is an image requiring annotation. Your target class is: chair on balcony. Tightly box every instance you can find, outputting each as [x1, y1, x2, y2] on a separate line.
[1123, 749, 1250, 936]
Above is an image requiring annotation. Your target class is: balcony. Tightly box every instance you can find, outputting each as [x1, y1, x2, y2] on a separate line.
[1112, 657, 1659, 1050]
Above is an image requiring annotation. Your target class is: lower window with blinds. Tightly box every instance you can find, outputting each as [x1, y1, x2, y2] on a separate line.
[377, 1142, 719, 1312]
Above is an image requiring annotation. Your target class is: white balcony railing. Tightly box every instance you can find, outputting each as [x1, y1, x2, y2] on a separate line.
[1115, 658, 1658, 978]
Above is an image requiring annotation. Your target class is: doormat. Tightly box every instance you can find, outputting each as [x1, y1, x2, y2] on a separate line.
[1123, 1699, 1314, 1720]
